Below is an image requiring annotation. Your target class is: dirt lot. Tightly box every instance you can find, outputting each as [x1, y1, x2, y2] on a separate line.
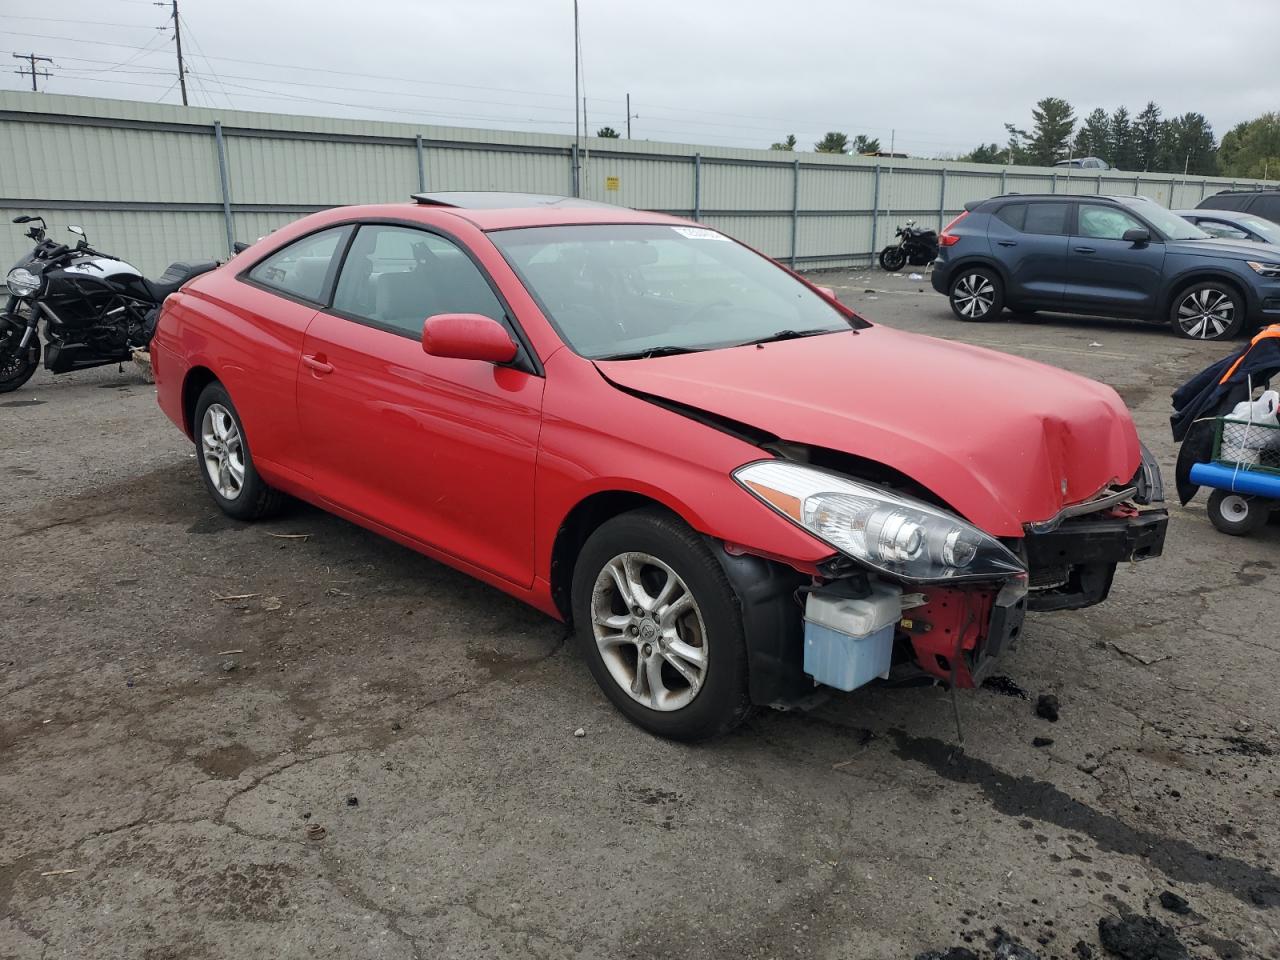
[2, 270, 1277, 960]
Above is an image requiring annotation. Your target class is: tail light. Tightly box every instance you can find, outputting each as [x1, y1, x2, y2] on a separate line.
[939, 210, 969, 247]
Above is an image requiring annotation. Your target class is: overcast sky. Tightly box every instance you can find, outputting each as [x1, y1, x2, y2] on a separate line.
[2, 0, 1276, 155]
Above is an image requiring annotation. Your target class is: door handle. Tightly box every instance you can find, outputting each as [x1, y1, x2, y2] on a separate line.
[301, 354, 334, 375]
[1073, 246, 1096, 254]
[997, 240, 1018, 247]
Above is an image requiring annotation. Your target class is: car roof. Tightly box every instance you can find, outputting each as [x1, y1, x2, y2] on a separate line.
[405, 191, 689, 230]
[1176, 209, 1248, 218]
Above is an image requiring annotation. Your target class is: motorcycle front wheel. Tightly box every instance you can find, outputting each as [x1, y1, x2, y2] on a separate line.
[879, 246, 908, 272]
[0, 335, 40, 394]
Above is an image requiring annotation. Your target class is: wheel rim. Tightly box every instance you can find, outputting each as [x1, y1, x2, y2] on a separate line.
[0, 339, 33, 381]
[884, 250, 906, 269]
[1177, 288, 1234, 339]
[590, 552, 708, 712]
[953, 273, 995, 318]
[201, 403, 246, 501]
[1220, 495, 1252, 522]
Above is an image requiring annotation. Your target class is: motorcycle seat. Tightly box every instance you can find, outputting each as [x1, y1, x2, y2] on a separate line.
[145, 260, 218, 301]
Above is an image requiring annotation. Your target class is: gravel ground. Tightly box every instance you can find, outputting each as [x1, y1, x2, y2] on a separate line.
[1, 270, 1277, 960]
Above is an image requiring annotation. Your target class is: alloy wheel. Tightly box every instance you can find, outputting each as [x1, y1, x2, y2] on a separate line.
[953, 273, 995, 318]
[1177, 288, 1234, 339]
[200, 403, 246, 501]
[590, 552, 708, 712]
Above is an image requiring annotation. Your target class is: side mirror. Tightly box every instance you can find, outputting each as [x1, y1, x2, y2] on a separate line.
[232, 241, 250, 254]
[815, 285, 837, 300]
[422, 313, 518, 364]
[68, 225, 85, 236]
[1122, 227, 1151, 245]
[13, 216, 34, 224]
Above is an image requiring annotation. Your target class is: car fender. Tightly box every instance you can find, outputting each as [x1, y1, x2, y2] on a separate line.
[942, 253, 1012, 292]
[1158, 266, 1256, 318]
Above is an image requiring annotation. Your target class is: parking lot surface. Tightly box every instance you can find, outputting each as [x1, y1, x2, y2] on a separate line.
[2, 270, 1277, 960]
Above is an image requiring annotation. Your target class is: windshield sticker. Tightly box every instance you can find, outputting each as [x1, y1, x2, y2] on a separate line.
[672, 226, 729, 241]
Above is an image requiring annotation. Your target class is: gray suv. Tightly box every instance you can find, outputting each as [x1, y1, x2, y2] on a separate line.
[930, 194, 1280, 340]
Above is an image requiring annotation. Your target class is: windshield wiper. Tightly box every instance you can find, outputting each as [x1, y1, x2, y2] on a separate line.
[598, 344, 705, 361]
[744, 328, 840, 346]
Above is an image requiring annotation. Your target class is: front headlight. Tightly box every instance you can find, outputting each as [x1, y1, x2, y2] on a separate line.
[1247, 260, 1280, 279]
[6, 267, 40, 297]
[734, 460, 1027, 583]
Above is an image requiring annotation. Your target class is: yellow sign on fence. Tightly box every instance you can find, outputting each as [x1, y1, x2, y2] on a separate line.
[605, 176, 620, 191]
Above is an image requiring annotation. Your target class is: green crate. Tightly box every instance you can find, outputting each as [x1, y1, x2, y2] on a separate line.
[1213, 417, 1280, 475]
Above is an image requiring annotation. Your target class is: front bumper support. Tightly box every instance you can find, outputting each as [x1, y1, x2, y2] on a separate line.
[1022, 510, 1168, 612]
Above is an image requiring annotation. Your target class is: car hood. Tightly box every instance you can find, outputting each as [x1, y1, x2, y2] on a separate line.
[595, 326, 1141, 536]
[1165, 237, 1277, 259]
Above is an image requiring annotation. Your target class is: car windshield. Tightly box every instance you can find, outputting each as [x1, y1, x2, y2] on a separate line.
[1238, 216, 1280, 245]
[1129, 203, 1210, 240]
[489, 223, 861, 359]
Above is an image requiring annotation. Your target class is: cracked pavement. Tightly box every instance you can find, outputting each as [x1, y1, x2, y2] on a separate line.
[1, 270, 1277, 959]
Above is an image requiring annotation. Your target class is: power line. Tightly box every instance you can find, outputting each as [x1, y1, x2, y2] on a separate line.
[12, 52, 52, 91]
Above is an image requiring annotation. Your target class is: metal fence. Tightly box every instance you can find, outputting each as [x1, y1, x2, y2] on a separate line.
[1, 90, 1274, 277]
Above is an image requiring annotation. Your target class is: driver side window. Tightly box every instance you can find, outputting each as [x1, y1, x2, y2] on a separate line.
[1077, 204, 1145, 241]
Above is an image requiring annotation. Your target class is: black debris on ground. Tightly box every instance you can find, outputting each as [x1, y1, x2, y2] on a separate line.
[914, 949, 978, 960]
[1074, 942, 1095, 959]
[1221, 736, 1273, 757]
[345, 795, 359, 807]
[982, 675, 1030, 700]
[988, 927, 1041, 960]
[1032, 736, 1054, 748]
[1036, 694, 1060, 722]
[1097, 914, 1188, 960]
[1157, 891, 1191, 915]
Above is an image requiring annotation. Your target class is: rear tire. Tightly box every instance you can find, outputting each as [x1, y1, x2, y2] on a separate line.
[193, 381, 285, 521]
[1206, 490, 1269, 537]
[1170, 282, 1244, 341]
[949, 268, 1003, 321]
[879, 247, 907, 272]
[571, 508, 751, 741]
[0, 334, 40, 394]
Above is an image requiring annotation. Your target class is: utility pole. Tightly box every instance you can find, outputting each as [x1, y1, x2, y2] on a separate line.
[626, 92, 632, 138]
[572, 0, 580, 196]
[12, 53, 52, 92]
[156, 0, 188, 105]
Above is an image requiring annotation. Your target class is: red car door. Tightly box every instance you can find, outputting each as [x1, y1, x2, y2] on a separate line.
[296, 223, 544, 587]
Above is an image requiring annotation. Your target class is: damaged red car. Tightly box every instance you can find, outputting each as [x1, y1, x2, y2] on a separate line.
[152, 193, 1168, 740]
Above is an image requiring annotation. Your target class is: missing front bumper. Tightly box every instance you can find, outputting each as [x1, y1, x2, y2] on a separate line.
[1022, 510, 1168, 612]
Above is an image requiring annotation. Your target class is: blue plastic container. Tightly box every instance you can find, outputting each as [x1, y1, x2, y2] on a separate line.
[803, 620, 894, 692]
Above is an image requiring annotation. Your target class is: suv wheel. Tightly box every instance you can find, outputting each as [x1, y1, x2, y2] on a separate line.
[1171, 282, 1244, 340]
[949, 269, 1003, 321]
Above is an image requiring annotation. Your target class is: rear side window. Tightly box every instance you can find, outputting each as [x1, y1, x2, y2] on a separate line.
[1250, 195, 1280, 224]
[331, 224, 506, 338]
[246, 227, 350, 304]
[994, 204, 1025, 231]
[1023, 203, 1070, 236]
[1206, 193, 1248, 212]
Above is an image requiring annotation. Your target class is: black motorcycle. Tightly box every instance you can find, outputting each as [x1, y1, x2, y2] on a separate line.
[878, 219, 939, 272]
[0, 215, 218, 393]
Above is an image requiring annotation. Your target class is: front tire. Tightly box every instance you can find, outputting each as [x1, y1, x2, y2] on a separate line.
[949, 268, 1003, 321]
[1206, 489, 1269, 536]
[571, 508, 751, 741]
[0, 334, 40, 394]
[1171, 282, 1244, 341]
[879, 246, 907, 272]
[193, 381, 284, 521]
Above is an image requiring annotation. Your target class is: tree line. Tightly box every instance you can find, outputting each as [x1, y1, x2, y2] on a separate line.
[766, 100, 1279, 178]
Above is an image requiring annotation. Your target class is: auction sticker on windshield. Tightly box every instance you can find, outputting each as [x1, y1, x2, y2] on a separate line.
[672, 226, 729, 241]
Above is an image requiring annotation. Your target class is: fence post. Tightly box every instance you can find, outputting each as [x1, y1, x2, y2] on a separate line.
[693, 153, 702, 221]
[938, 168, 947, 229]
[1097, 173, 1103, 195]
[1133, 174, 1141, 196]
[213, 121, 234, 257]
[790, 156, 800, 269]
[571, 144, 580, 197]
[1200, 179, 1207, 201]
[870, 164, 881, 261]
[415, 134, 426, 192]
[1051, 172, 1058, 194]
[1000, 168, 1007, 194]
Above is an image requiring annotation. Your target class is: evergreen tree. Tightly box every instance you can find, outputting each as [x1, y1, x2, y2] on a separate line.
[1134, 101, 1163, 171]
[960, 143, 1004, 164]
[1074, 108, 1110, 159]
[814, 131, 850, 154]
[769, 134, 797, 151]
[851, 134, 882, 155]
[1109, 106, 1134, 169]
[1018, 97, 1076, 166]
[1157, 113, 1218, 175]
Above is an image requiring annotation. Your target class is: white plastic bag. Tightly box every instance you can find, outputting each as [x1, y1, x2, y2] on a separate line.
[1228, 389, 1279, 426]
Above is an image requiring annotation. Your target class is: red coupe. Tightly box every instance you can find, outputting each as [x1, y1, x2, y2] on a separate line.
[153, 192, 1167, 739]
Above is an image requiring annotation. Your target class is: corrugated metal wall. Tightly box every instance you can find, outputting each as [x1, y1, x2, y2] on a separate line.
[2, 90, 1274, 276]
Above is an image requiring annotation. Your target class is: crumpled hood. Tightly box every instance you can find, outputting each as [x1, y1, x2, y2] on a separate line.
[596, 326, 1141, 536]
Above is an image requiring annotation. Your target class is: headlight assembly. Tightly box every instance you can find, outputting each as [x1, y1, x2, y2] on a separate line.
[734, 460, 1027, 584]
[6, 267, 41, 298]
[1246, 260, 1280, 279]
